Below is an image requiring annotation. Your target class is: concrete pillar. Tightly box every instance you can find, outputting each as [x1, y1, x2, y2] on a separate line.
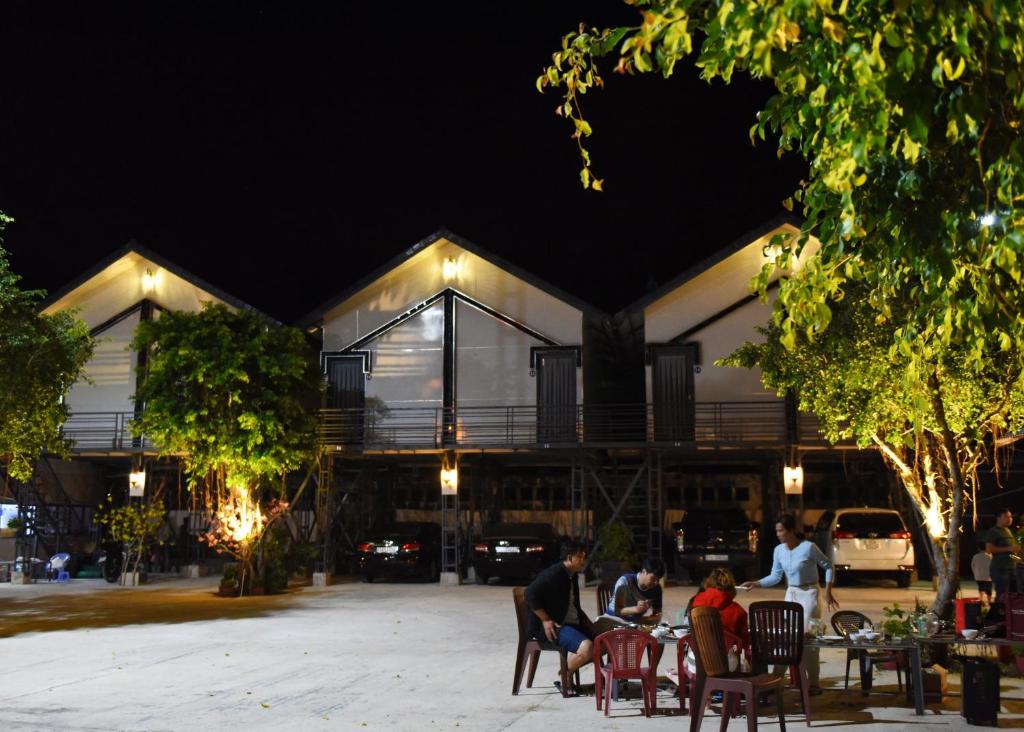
[312, 571, 332, 587]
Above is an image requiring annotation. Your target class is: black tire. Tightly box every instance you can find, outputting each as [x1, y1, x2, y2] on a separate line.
[425, 561, 439, 583]
[475, 572, 490, 585]
[897, 571, 911, 588]
[361, 573, 374, 583]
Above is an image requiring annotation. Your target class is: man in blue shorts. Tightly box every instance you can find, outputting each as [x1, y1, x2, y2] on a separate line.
[525, 540, 594, 696]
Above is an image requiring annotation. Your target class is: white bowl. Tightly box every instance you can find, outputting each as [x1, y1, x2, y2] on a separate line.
[861, 631, 880, 641]
[962, 629, 979, 640]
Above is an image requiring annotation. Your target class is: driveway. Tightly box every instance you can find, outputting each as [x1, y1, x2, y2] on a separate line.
[0, 577, 1018, 730]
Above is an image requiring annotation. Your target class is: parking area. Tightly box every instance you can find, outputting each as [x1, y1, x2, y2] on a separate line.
[0, 576, 1020, 730]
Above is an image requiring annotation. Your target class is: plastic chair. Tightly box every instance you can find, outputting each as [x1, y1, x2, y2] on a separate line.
[689, 606, 787, 732]
[748, 601, 811, 722]
[46, 553, 71, 583]
[673, 627, 745, 714]
[596, 581, 613, 616]
[831, 609, 904, 693]
[511, 587, 579, 697]
[593, 630, 658, 716]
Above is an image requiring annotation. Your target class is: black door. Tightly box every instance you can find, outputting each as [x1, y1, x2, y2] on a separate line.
[326, 356, 365, 444]
[536, 349, 577, 444]
[651, 345, 695, 442]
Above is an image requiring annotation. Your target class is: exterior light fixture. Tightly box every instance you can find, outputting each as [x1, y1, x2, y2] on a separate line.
[129, 470, 146, 497]
[141, 268, 157, 293]
[440, 458, 458, 495]
[783, 464, 804, 495]
[442, 256, 459, 281]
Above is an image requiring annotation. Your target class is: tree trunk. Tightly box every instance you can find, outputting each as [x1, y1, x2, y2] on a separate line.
[928, 372, 965, 620]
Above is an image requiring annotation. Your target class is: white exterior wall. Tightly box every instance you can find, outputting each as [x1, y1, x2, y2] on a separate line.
[643, 224, 815, 404]
[321, 238, 582, 351]
[64, 311, 140, 415]
[44, 251, 233, 416]
[455, 299, 542, 409]
[364, 302, 444, 410]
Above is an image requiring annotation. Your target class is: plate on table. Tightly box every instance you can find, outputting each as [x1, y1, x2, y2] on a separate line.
[819, 635, 844, 642]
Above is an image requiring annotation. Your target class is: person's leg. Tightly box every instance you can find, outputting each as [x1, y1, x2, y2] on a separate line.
[993, 569, 1010, 603]
[569, 638, 593, 673]
[556, 625, 592, 693]
[790, 586, 822, 690]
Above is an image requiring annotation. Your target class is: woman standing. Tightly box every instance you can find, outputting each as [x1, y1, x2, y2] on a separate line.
[740, 514, 839, 693]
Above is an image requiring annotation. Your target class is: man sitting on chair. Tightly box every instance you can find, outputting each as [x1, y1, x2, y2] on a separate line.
[525, 540, 594, 697]
[605, 558, 665, 624]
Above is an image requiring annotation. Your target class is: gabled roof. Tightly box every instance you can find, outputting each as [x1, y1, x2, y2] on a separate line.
[297, 228, 607, 328]
[621, 212, 805, 316]
[40, 241, 278, 324]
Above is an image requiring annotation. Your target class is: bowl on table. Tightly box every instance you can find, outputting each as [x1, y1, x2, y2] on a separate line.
[861, 631, 880, 642]
[961, 629, 979, 640]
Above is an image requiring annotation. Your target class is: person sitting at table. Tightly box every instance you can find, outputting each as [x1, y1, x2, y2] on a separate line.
[525, 539, 594, 697]
[684, 568, 750, 676]
[605, 557, 665, 624]
[739, 514, 839, 695]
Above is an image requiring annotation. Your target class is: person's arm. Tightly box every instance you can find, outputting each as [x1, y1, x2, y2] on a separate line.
[532, 606, 558, 642]
[809, 542, 839, 610]
[526, 569, 558, 641]
[742, 546, 783, 589]
[612, 580, 650, 618]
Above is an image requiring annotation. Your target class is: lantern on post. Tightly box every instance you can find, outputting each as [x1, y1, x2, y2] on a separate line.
[783, 464, 804, 495]
[440, 456, 459, 495]
[129, 468, 146, 498]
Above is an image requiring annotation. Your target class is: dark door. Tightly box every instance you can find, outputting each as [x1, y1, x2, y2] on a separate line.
[536, 349, 577, 444]
[326, 356, 365, 444]
[651, 345, 695, 442]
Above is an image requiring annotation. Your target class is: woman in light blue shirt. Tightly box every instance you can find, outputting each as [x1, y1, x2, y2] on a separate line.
[740, 514, 839, 691]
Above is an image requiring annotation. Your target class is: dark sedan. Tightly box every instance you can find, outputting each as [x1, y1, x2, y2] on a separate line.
[357, 522, 442, 582]
[473, 522, 561, 584]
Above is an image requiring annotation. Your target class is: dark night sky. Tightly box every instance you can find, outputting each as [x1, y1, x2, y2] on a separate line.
[0, 2, 805, 322]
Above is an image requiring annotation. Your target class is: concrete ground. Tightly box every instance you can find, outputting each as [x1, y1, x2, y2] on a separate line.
[0, 576, 1020, 731]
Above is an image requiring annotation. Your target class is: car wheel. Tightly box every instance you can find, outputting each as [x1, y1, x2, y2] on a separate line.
[475, 572, 490, 585]
[426, 561, 439, 582]
[361, 573, 374, 583]
[896, 571, 911, 588]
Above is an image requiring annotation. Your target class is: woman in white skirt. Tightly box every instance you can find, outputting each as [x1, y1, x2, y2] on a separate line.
[740, 514, 839, 693]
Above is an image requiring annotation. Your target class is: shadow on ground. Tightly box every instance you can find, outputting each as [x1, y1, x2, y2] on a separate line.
[0, 583, 310, 638]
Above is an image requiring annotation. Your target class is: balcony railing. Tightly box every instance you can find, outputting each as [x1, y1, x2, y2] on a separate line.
[57, 402, 846, 453]
[319, 402, 835, 450]
[59, 412, 155, 451]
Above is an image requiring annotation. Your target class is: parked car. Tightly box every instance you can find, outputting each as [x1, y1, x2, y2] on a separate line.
[671, 507, 760, 583]
[811, 508, 916, 587]
[472, 522, 561, 584]
[356, 522, 442, 582]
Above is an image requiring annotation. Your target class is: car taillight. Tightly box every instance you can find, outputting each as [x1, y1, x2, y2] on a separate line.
[675, 529, 685, 552]
[401, 542, 421, 552]
[748, 528, 759, 554]
[833, 531, 855, 540]
[525, 544, 545, 553]
[888, 531, 911, 540]
[357, 542, 374, 553]
[474, 543, 489, 554]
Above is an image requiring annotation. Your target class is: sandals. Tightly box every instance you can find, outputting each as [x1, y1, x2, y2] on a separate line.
[553, 680, 581, 698]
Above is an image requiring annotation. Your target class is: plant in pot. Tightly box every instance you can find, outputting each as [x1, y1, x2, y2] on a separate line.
[882, 602, 913, 640]
[219, 563, 240, 597]
[593, 520, 639, 584]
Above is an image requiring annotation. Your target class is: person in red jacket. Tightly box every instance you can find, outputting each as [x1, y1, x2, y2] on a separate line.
[685, 568, 750, 676]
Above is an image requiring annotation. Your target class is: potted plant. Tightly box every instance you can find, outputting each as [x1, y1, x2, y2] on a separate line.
[219, 563, 240, 597]
[882, 602, 913, 640]
[592, 520, 639, 583]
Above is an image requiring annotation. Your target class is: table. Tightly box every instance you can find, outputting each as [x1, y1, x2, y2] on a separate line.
[805, 636, 925, 715]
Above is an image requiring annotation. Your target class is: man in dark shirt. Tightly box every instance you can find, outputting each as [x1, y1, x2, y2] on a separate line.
[525, 540, 593, 695]
[985, 507, 1020, 601]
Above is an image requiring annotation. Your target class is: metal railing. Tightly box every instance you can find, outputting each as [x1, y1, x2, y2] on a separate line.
[58, 402, 844, 453]
[319, 401, 826, 450]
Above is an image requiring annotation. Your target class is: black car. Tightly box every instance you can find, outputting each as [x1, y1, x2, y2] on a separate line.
[473, 522, 561, 584]
[671, 507, 760, 583]
[357, 522, 442, 582]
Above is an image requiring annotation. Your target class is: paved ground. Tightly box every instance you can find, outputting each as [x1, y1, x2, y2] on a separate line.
[0, 576, 1020, 731]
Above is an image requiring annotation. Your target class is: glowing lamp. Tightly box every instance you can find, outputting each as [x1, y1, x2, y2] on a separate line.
[129, 470, 146, 497]
[440, 465, 459, 495]
[141, 268, 157, 293]
[783, 465, 804, 495]
[442, 256, 459, 280]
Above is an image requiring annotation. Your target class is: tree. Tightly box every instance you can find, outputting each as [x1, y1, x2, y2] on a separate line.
[132, 303, 320, 588]
[0, 214, 93, 482]
[541, 1, 1024, 615]
[97, 497, 167, 585]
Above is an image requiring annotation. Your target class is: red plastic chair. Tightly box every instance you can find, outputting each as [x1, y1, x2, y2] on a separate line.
[748, 601, 811, 722]
[674, 627, 745, 714]
[511, 587, 579, 697]
[594, 629, 658, 716]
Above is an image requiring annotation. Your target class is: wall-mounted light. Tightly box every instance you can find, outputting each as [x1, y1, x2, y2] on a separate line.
[783, 464, 804, 495]
[442, 256, 459, 281]
[141, 268, 157, 294]
[129, 470, 146, 497]
[440, 458, 458, 495]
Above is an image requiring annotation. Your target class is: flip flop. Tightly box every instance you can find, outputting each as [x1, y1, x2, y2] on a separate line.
[553, 680, 580, 698]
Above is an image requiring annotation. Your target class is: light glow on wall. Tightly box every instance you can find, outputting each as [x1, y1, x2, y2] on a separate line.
[783, 465, 804, 495]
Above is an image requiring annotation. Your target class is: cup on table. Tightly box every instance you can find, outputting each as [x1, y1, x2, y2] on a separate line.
[962, 628, 979, 640]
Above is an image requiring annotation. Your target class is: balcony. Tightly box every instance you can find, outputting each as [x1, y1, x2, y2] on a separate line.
[59, 412, 155, 452]
[319, 402, 846, 452]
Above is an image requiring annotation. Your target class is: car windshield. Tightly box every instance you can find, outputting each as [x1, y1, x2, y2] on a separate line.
[836, 513, 906, 533]
[483, 523, 556, 540]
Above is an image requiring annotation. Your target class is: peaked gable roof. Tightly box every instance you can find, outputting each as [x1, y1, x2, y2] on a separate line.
[41, 241, 277, 324]
[622, 212, 805, 316]
[297, 228, 607, 328]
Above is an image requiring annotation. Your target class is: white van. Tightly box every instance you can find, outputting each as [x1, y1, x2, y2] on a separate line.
[812, 508, 916, 587]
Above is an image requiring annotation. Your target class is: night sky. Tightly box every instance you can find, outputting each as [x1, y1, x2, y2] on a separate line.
[0, 2, 805, 322]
